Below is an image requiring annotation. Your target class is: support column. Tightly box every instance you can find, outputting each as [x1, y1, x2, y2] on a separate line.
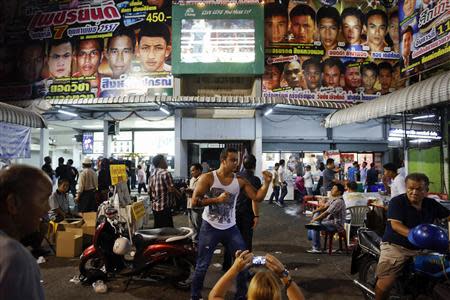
[103, 120, 112, 157]
[175, 109, 188, 177]
[253, 111, 263, 176]
[40, 128, 49, 165]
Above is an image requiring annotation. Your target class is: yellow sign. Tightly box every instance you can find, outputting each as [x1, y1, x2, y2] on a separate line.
[110, 164, 127, 186]
[131, 201, 145, 221]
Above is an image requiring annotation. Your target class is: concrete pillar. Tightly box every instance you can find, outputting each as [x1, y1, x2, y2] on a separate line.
[253, 111, 263, 176]
[40, 128, 49, 165]
[175, 109, 188, 177]
[103, 120, 112, 157]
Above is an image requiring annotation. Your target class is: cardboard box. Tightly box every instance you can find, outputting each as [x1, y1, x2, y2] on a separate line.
[56, 228, 83, 258]
[82, 212, 97, 236]
[58, 218, 84, 230]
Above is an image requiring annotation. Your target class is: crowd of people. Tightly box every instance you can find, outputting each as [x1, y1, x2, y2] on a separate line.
[0, 147, 449, 300]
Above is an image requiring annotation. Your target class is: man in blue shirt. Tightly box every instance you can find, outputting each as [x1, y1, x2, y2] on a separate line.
[375, 173, 450, 300]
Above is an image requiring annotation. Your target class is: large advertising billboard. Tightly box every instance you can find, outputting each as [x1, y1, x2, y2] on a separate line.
[0, 0, 173, 101]
[263, 0, 404, 102]
[399, 0, 450, 77]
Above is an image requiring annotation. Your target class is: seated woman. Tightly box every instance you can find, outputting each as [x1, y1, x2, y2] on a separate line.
[209, 250, 304, 300]
[48, 178, 72, 222]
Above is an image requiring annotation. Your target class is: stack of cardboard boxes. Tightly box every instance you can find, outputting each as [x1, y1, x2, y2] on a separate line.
[55, 212, 97, 258]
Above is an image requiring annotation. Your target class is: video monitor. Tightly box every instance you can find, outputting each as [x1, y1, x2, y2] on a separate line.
[180, 19, 255, 64]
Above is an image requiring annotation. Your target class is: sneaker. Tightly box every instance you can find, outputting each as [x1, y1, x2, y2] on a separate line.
[306, 248, 322, 254]
[275, 201, 283, 207]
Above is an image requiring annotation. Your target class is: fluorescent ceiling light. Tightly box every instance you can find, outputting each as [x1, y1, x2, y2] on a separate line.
[159, 107, 170, 115]
[388, 137, 402, 141]
[82, 125, 103, 129]
[264, 108, 273, 116]
[58, 109, 78, 117]
[412, 114, 435, 120]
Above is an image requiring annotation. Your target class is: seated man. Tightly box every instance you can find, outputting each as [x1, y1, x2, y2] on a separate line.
[306, 183, 346, 253]
[48, 178, 71, 222]
[343, 181, 367, 222]
[375, 173, 450, 300]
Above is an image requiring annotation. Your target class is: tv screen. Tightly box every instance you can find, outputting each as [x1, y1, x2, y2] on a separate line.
[181, 19, 255, 63]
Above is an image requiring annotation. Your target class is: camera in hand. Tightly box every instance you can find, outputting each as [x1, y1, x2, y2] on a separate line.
[252, 256, 266, 265]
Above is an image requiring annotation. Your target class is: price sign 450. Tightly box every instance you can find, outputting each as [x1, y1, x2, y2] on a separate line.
[147, 12, 167, 23]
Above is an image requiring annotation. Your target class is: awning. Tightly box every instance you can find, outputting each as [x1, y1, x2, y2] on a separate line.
[323, 71, 450, 128]
[0, 102, 46, 128]
[48, 95, 354, 110]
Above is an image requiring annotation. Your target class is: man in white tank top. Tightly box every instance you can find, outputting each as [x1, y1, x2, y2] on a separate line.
[190, 148, 272, 300]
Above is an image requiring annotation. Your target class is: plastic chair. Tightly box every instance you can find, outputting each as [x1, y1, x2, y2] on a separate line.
[322, 229, 348, 255]
[345, 206, 370, 246]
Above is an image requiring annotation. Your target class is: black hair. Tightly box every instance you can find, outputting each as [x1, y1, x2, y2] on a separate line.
[378, 62, 393, 73]
[402, 26, 413, 36]
[75, 38, 104, 54]
[326, 158, 334, 165]
[290, 4, 316, 21]
[264, 3, 288, 20]
[108, 26, 136, 51]
[152, 154, 166, 168]
[243, 154, 256, 170]
[361, 62, 378, 76]
[302, 57, 322, 72]
[137, 165, 142, 169]
[346, 181, 358, 191]
[389, 10, 398, 21]
[220, 148, 238, 161]
[341, 7, 365, 26]
[370, 162, 375, 167]
[334, 183, 345, 195]
[316, 6, 341, 27]
[405, 173, 430, 188]
[279, 159, 285, 166]
[58, 157, 64, 164]
[67, 159, 73, 165]
[383, 162, 397, 172]
[44, 156, 51, 164]
[58, 178, 70, 185]
[46, 38, 73, 56]
[138, 22, 171, 45]
[322, 57, 344, 74]
[191, 163, 203, 171]
[366, 9, 388, 27]
[274, 163, 280, 167]
[305, 165, 311, 170]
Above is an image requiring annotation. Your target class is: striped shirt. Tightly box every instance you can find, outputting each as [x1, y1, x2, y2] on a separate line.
[149, 168, 174, 212]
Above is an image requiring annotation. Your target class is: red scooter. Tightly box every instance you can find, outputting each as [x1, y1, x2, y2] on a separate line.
[79, 207, 196, 289]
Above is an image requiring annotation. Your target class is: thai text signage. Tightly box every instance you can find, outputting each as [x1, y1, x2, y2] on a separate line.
[0, 0, 173, 101]
[399, 0, 450, 77]
[263, 0, 403, 102]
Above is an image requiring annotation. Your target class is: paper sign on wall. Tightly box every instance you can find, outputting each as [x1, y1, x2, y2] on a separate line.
[110, 164, 127, 186]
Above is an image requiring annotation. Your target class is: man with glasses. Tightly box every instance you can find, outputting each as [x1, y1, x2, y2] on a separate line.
[375, 173, 450, 300]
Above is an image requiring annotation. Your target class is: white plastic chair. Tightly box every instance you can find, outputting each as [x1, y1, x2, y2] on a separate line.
[345, 205, 370, 246]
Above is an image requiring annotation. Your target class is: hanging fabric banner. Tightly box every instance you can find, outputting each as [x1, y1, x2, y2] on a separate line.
[0, 123, 31, 159]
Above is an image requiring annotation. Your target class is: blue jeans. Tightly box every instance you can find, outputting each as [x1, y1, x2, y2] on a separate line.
[191, 222, 248, 300]
[310, 218, 338, 249]
[268, 186, 280, 203]
[279, 183, 288, 205]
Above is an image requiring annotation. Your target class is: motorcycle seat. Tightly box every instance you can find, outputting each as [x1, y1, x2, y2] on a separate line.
[135, 227, 191, 243]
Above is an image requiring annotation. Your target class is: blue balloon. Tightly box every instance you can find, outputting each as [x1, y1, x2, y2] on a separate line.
[408, 224, 449, 253]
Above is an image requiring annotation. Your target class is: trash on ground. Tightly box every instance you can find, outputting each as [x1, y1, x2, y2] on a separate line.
[37, 256, 46, 264]
[69, 275, 80, 284]
[92, 280, 108, 294]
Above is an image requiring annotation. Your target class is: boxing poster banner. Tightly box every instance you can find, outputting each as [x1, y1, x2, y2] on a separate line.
[399, 0, 450, 77]
[0, 0, 173, 101]
[263, 0, 404, 102]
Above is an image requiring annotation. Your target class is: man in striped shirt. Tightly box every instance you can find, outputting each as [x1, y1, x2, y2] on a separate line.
[149, 154, 179, 228]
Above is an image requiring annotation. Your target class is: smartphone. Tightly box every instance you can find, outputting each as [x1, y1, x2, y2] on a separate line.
[252, 256, 266, 265]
